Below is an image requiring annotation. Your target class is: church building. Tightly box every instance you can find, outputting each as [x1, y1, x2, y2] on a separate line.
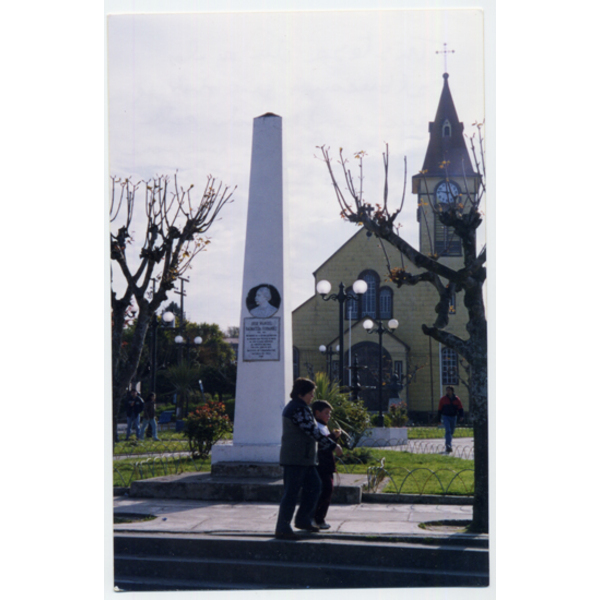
[292, 72, 481, 422]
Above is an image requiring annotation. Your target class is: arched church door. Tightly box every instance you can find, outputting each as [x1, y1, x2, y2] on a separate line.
[348, 341, 394, 412]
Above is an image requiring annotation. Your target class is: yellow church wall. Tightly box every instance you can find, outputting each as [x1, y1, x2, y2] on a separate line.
[292, 227, 472, 420]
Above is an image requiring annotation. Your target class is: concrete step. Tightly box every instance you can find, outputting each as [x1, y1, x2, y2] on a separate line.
[129, 471, 364, 503]
[113, 533, 489, 591]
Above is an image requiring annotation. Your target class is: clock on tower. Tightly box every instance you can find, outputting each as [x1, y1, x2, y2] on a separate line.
[435, 180, 461, 205]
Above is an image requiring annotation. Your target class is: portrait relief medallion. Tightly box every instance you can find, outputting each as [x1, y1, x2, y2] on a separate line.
[246, 284, 281, 318]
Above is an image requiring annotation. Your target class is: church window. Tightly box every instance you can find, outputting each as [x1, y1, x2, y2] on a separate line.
[346, 296, 359, 320]
[442, 119, 452, 137]
[435, 219, 462, 256]
[379, 287, 393, 319]
[441, 347, 459, 386]
[361, 271, 378, 318]
[394, 361, 403, 382]
[345, 270, 393, 320]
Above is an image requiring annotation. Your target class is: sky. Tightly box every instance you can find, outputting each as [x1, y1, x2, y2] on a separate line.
[107, 6, 486, 334]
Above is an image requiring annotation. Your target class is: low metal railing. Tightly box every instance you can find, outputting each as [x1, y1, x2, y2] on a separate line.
[113, 454, 204, 488]
[364, 461, 474, 496]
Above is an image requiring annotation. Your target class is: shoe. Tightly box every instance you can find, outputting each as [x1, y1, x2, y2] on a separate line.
[294, 520, 320, 532]
[275, 531, 299, 540]
[446, 446, 452, 453]
[316, 522, 331, 530]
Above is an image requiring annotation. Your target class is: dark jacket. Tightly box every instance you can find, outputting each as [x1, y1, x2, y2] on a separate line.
[143, 399, 156, 420]
[279, 398, 337, 466]
[126, 394, 144, 417]
[316, 422, 337, 475]
[437, 394, 464, 420]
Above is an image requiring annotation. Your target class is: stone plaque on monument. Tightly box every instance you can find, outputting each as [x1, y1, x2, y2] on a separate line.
[243, 317, 280, 361]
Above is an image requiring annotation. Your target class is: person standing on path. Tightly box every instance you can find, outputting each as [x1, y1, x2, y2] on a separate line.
[437, 386, 464, 453]
[275, 378, 343, 540]
[140, 392, 160, 441]
[125, 389, 145, 441]
[312, 400, 342, 530]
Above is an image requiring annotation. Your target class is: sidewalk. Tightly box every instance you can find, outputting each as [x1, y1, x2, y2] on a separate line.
[114, 496, 475, 540]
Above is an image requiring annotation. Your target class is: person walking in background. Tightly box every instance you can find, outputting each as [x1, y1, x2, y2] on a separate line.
[437, 386, 464, 453]
[312, 400, 342, 530]
[275, 378, 343, 540]
[140, 392, 160, 441]
[125, 389, 145, 441]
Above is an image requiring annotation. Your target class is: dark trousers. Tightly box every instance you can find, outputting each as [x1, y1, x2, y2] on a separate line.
[442, 415, 457, 450]
[314, 470, 334, 524]
[275, 465, 322, 534]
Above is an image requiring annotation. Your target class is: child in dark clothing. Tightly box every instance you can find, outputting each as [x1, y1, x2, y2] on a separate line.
[312, 400, 342, 529]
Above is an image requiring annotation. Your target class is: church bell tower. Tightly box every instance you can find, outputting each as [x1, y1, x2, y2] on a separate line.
[412, 72, 481, 264]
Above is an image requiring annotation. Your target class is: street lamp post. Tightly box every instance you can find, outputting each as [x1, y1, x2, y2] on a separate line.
[174, 334, 203, 361]
[363, 317, 399, 427]
[319, 344, 339, 383]
[174, 334, 203, 417]
[150, 310, 176, 392]
[174, 277, 190, 364]
[316, 279, 368, 386]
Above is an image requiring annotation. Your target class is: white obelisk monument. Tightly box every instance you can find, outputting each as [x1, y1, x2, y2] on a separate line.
[211, 113, 293, 471]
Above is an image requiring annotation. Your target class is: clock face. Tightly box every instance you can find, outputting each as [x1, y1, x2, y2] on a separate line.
[435, 181, 460, 204]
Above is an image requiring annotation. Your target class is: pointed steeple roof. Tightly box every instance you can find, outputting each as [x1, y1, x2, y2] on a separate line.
[419, 73, 475, 179]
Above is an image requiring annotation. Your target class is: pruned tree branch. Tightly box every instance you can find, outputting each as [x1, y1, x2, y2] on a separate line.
[318, 136, 486, 367]
[110, 172, 235, 445]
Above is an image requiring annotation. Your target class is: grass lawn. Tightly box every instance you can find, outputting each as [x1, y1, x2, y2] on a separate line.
[114, 434, 189, 457]
[113, 441, 473, 495]
[408, 427, 473, 439]
[114, 429, 235, 456]
[113, 454, 211, 487]
[114, 427, 471, 456]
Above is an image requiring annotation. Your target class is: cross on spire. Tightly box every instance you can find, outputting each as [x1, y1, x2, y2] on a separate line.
[436, 43, 455, 73]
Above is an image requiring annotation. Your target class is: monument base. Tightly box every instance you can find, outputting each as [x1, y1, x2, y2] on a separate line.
[211, 442, 282, 477]
[211, 462, 283, 479]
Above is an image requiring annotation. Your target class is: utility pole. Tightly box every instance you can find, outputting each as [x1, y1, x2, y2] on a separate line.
[174, 277, 189, 364]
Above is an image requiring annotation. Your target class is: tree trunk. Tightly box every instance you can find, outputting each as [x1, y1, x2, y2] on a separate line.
[469, 361, 488, 533]
[111, 301, 153, 445]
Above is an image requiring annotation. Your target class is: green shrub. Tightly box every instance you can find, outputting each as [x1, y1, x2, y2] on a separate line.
[183, 400, 232, 459]
[384, 401, 409, 427]
[314, 373, 372, 449]
[156, 404, 176, 418]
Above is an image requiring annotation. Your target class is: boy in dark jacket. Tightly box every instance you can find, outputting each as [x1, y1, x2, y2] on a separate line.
[312, 400, 342, 530]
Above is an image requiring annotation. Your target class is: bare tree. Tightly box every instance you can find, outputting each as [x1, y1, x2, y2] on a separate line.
[110, 173, 235, 443]
[318, 125, 488, 533]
